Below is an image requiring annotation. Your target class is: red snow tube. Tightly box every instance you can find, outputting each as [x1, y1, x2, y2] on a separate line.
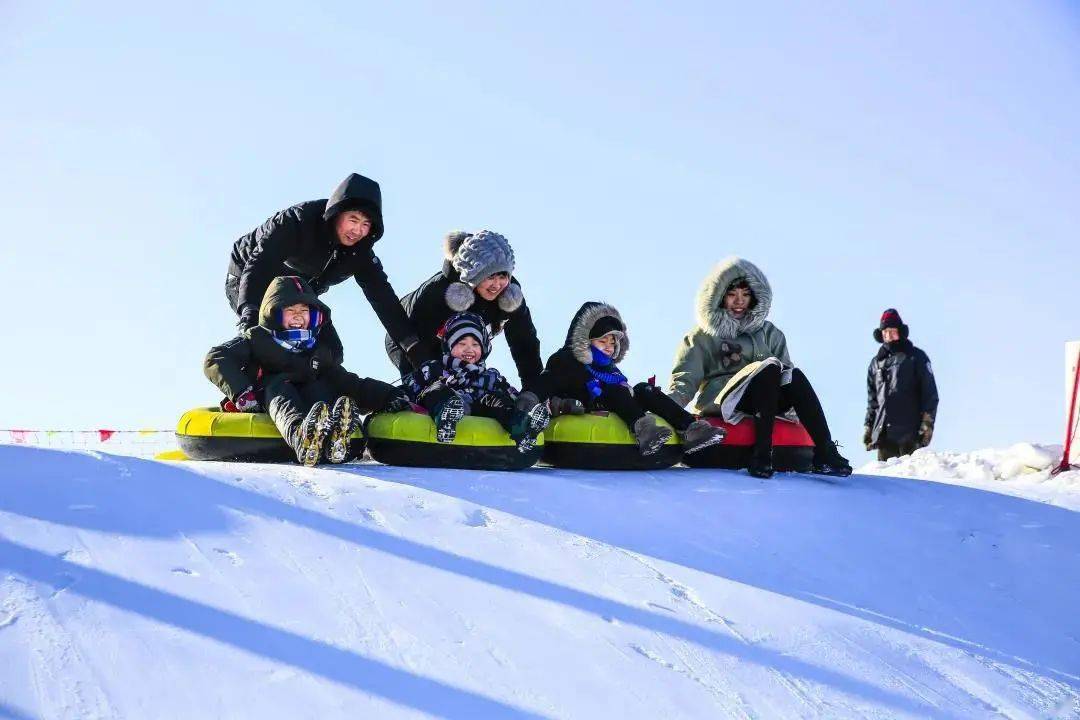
[682, 417, 814, 471]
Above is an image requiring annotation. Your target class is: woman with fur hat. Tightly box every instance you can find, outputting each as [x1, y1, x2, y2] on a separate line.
[669, 257, 851, 478]
[538, 302, 727, 456]
[385, 230, 544, 409]
[864, 308, 938, 460]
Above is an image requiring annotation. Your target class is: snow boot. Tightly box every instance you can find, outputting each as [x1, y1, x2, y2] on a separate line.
[510, 402, 551, 454]
[633, 415, 673, 456]
[432, 393, 466, 444]
[748, 449, 774, 479]
[325, 396, 359, 464]
[812, 444, 852, 477]
[680, 419, 726, 454]
[296, 401, 332, 467]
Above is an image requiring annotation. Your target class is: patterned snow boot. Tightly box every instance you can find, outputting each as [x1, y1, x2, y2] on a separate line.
[325, 396, 360, 464]
[296, 401, 332, 467]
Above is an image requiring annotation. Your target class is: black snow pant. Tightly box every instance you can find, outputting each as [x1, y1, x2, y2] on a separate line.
[735, 365, 834, 461]
[417, 382, 525, 438]
[877, 438, 918, 461]
[264, 375, 337, 450]
[594, 382, 695, 433]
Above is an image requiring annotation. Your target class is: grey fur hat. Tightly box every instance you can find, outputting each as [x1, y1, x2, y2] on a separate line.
[445, 230, 515, 286]
[442, 230, 524, 313]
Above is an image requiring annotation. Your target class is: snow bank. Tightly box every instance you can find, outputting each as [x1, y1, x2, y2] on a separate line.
[858, 443, 1080, 511]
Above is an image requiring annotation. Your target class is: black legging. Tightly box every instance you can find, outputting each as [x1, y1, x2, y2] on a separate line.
[594, 382, 695, 432]
[735, 365, 834, 458]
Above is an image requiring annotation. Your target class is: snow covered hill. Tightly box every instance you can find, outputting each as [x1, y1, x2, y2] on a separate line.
[2, 444, 1078, 719]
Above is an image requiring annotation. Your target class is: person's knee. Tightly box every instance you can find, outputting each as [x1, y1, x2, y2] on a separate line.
[633, 381, 659, 396]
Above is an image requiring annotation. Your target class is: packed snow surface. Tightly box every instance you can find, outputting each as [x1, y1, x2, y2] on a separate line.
[2, 444, 1078, 719]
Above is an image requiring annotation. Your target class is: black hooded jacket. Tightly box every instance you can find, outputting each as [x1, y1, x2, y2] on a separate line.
[384, 260, 543, 390]
[536, 302, 629, 403]
[865, 339, 939, 446]
[227, 173, 428, 364]
[205, 276, 394, 412]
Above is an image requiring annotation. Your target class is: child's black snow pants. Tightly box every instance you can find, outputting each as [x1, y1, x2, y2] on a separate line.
[594, 382, 695, 432]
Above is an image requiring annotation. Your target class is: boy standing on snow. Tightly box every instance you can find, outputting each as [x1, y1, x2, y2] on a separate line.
[405, 312, 550, 453]
[205, 276, 411, 466]
[864, 308, 939, 461]
[538, 302, 726, 456]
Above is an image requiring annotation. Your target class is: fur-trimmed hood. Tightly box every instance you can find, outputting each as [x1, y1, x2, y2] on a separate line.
[563, 301, 629, 364]
[440, 231, 524, 314]
[695, 257, 772, 339]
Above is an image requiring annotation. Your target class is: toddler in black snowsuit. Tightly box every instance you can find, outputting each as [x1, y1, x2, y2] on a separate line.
[406, 312, 550, 453]
[205, 276, 410, 466]
[537, 302, 726, 456]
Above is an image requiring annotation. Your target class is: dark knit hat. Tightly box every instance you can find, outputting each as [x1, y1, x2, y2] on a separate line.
[440, 311, 492, 360]
[874, 308, 909, 342]
[589, 316, 625, 340]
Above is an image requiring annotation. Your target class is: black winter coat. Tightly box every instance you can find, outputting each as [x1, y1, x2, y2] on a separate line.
[227, 173, 428, 364]
[205, 277, 395, 412]
[865, 340, 939, 446]
[385, 261, 544, 390]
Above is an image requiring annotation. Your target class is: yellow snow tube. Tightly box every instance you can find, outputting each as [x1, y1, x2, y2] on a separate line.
[174, 407, 364, 462]
[365, 410, 542, 471]
[541, 413, 681, 470]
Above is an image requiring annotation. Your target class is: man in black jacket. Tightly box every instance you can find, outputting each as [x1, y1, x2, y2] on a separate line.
[225, 172, 431, 367]
[864, 308, 939, 460]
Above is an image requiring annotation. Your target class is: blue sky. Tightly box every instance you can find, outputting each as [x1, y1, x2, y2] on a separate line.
[2, 1, 1077, 462]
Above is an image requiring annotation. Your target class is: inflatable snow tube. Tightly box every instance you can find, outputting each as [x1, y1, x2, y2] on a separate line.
[681, 417, 814, 471]
[175, 407, 365, 463]
[364, 410, 542, 471]
[541, 413, 681, 470]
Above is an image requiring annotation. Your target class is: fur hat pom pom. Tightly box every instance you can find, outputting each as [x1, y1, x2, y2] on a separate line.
[443, 231, 472, 261]
[497, 283, 524, 313]
[445, 281, 476, 311]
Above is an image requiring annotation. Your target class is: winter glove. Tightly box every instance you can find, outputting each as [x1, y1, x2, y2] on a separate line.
[862, 425, 874, 451]
[718, 341, 743, 369]
[514, 391, 541, 412]
[236, 304, 258, 332]
[548, 396, 586, 416]
[415, 359, 443, 386]
[918, 412, 935, 447]
[382, 390, 412, 413]
[403, 336, 435, 367]
[233, 387, 261, 413]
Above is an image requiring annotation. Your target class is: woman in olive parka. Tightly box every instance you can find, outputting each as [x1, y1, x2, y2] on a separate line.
[669, 257, 851, 478]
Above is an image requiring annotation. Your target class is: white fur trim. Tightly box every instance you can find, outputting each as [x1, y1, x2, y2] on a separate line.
[695, 256, 773, 339]
[497, 283, 524, 312]
[568, 302, 629, 364]
[444, 282, 476, 311]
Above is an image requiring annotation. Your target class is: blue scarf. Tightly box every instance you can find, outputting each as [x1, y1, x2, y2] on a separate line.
[271, 309, 322, 353]
[585, 345, 628, 397]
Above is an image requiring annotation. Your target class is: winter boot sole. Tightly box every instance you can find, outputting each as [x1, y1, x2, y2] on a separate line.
[297, 402, 331, 467]
[515, 402, 552, 454]
[435, 396, 465, 444]
[326, 396, 359, 464]
[639, 426, 674, 457]
[683, 429, 726, 455]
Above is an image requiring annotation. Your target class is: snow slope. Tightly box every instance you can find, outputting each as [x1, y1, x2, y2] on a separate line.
[1, 445, 1078, 719]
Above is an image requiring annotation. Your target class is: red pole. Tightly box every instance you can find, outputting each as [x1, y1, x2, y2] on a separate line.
[1052, 355, 1080, 475]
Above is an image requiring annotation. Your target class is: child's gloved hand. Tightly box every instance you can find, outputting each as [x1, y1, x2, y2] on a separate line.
[234, 387, 261, 413]
[415, 359, 443, 385]
[514, 391, 541, 412]
[236, 304, 258, 333]
[548, 396, 586, 416]
[719, 341, 743, 369]
[382, 390, 412, 413]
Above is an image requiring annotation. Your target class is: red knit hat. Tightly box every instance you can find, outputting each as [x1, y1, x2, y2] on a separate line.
[873, 308, 909, 342]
